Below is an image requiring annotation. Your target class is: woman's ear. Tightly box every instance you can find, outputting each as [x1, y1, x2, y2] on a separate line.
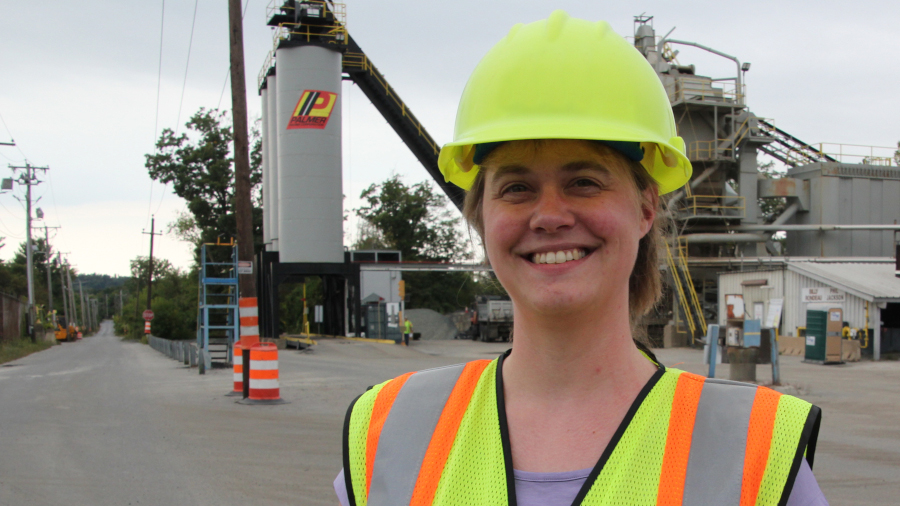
[639, 186, 658, 238]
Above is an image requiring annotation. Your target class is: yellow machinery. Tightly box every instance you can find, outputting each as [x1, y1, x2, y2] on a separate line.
[54, 317, 76, 342]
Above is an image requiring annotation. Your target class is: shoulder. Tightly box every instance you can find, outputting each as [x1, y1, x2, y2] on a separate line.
[347, 359, 499, 423]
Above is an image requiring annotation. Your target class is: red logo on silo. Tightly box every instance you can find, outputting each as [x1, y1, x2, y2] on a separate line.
[287, 90, 337, 130]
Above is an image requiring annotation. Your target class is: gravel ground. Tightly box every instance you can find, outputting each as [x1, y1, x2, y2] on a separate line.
[404, 308, 459, 340]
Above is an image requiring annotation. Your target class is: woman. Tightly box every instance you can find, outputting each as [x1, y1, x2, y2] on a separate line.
[336, 11, 823, 506]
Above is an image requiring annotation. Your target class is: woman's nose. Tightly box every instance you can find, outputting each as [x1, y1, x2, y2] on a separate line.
[529, 188, 575, 233]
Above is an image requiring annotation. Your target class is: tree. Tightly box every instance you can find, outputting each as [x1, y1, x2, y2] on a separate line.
[355, 176, 477, 313]
[355, 175, 469, 262]
[144, 108, 263, 253]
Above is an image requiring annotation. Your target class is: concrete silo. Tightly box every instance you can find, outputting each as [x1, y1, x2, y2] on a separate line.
[266, 71, 279, 251]
[260, 82, 271, 250]
[275, 45, 343, 264]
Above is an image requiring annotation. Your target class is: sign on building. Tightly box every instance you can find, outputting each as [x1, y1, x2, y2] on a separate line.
[386, 302, 400, 327]
[801, 287, 845, 303]
[765, 298, 784, 329]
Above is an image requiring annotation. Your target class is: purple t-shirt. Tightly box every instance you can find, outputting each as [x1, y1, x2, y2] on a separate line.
[333, 458, 827, 505]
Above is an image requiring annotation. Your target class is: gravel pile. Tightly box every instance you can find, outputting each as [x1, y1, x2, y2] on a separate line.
[405, 309, 459, 341]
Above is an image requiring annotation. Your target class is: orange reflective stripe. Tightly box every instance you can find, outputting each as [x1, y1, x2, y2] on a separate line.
[366, 371, 415, 496]
[740, 387, 781, 506]
[657, 372, 705, 506]
[409, 360, 491, 506]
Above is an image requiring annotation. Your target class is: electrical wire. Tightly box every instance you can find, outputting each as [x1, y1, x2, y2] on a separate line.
[174, 0, 200, 136]
[0, 109, 29, 160]
[147, 0, 166, 229]
[156, 0, 200, 217]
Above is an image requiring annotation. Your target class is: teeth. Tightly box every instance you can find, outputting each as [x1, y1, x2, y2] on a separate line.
[532, 249, 586, 265]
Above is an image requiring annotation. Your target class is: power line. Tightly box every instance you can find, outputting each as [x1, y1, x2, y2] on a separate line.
[156, 0, 200, 218]
[174, 0, 200, 135]
[0, 109, 29, 160]
[147, 0, 167, 229]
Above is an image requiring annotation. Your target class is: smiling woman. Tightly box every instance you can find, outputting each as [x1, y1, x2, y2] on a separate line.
[336, 10, 824, 506]
[466, 139, 663, 331]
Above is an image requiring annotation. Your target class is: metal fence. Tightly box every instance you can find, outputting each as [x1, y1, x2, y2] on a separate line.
[148, 335, 200, 368]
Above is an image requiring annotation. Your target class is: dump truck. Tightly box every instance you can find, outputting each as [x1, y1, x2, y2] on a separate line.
[468, 295, 513, 342]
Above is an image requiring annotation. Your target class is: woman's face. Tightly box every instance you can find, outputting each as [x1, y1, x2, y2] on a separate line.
[481, 140, 656, 318]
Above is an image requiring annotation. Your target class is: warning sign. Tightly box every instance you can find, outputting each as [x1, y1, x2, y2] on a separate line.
[287, 90, 337, 130]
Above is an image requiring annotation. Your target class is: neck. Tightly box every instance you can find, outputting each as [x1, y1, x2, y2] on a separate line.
[502, 297, 656, 401]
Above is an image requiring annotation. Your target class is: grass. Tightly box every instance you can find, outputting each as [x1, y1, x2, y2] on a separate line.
[0, 337, 54, 365]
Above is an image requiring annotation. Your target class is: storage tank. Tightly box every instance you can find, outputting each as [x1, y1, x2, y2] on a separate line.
[275, 44, 343, 263]
[260, 83, 271, 251]
[266, 72, 279, 251]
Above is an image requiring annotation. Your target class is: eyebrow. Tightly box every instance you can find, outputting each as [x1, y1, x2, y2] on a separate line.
[491, 160, 611, 178]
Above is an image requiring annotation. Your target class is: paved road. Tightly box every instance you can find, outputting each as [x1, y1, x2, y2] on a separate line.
[1, 322, 898, 505]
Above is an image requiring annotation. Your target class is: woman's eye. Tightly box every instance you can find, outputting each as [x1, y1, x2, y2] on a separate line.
[571, 178, 600, 189]
[502, 183, 529, 194]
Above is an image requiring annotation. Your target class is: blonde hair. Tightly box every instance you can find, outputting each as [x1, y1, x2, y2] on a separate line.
[462, 140, 664, 331]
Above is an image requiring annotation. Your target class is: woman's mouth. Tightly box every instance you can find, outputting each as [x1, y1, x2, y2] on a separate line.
[529, 248, 590, 265]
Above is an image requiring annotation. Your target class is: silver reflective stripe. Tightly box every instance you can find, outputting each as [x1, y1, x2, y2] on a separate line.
[368, 363, 466, 506]
[682, 378, 759, 505]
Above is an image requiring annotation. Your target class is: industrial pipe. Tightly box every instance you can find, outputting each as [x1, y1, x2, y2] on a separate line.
[689, 224, 900, 233]
[660, 39, 744, 102]
[666, 164, 719, 209]
[769, 201, 801, 227]
[679, 233, 768, 244]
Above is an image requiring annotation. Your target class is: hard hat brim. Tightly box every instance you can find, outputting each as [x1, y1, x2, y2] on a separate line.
[439, 137, 692, 196]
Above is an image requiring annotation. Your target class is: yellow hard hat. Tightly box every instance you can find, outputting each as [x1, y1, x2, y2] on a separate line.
[438, 10, 692, 195]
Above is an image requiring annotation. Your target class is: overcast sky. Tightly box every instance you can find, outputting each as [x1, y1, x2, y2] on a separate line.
[1, 0, 897, 276]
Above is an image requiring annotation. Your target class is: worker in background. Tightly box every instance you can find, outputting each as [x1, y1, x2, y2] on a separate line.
[403, 318, 413, 346]
[335, 11, 825, 505]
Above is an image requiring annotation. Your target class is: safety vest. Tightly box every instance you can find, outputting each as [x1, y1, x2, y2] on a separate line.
[342, 355, 821, 506]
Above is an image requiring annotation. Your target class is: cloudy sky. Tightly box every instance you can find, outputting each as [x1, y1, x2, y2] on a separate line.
[1, 0, 897, 276]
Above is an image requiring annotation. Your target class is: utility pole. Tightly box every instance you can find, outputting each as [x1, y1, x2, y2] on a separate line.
[58, 253, 70, 333]
[134, 267, 141, 320]
[64, 261, 76, 328]
[142, 216, 162, 311]
[10, 162, 49, 342]
[228, 0, 257, 298]
[40, 225, 60, 324]
[67, 264, 78, 329]
[119, 290, 123, 316]
[78, 280, 87, 331]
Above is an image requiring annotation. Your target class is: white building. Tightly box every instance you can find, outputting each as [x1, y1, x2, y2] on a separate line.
[717, 259, 900, 360]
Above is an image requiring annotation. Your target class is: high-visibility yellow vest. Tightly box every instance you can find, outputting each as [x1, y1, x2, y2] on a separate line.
[342, 355, 821, 506]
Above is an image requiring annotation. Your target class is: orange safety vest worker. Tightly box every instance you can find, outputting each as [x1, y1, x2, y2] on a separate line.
[342, 354, 820, 506]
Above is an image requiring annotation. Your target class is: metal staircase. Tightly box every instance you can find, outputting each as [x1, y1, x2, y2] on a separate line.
[196, 241, 240, 371]
[664, 239, 707, 342]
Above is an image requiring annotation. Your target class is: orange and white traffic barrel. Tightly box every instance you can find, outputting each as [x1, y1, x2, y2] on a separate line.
[229, 344, 244, 396]
[249, 343, 280, 400]
[144, 321, 151, 334]
[236, 342, 286, 404]
[238, 297, 260, 348]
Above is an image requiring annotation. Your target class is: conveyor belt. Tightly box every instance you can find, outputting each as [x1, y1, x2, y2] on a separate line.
[756, 118, 837, 167]
[341, 36, 465, 210]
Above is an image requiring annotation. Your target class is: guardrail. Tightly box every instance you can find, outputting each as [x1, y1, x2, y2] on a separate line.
[148, 335, 200, 368]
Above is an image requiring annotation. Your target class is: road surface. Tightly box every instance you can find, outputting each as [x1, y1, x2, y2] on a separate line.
[1, 321, 898, 504]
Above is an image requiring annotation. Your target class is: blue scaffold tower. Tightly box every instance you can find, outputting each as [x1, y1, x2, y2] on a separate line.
[196, 239, 240, 374]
